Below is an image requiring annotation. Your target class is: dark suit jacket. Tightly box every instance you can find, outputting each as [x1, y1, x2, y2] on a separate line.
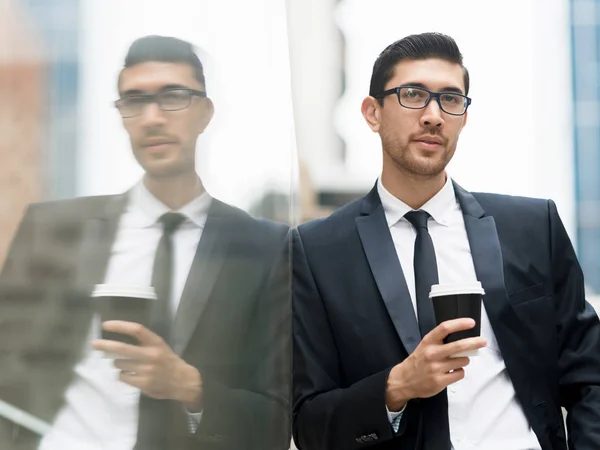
[292, 181, 600, 450]
[0, 193, 291, 450]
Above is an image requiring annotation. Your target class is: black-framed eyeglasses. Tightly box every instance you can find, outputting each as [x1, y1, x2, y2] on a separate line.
[115, 88, 207, 118]
[374, 85, 471, 116]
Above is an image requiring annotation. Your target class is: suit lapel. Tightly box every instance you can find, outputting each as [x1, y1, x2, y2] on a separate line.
[453, 183, 516, 333]
[453, 182, 541, 418]
[355, 186, 421, 354]
[74, 193, 128, 295]
[171, 200, 232, 355]
[453, 182, 529, 341]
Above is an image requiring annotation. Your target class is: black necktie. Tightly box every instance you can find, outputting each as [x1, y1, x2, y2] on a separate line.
[135, 212, 186, 450]
[404, 210, 451, 450]
[404, 210, 438, 337]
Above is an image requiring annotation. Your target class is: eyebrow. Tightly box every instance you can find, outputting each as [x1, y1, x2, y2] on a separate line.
[402, 82, 464, 95]
[120, 84, 189, 97]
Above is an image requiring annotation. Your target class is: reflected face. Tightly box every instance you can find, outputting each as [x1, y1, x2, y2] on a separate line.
[118, 62, 213, 179]
[368, 58, 468, 178]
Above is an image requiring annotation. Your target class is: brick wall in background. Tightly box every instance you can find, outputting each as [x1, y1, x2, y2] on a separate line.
[0, 0, 44, 266]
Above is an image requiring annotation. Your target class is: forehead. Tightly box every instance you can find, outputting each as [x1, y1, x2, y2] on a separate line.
[386, 58, 465, 93]
[118, 61, 202, 94]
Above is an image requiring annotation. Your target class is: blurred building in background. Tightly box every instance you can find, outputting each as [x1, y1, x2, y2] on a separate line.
[0, 0, 44, 264]
[24, 0, 81, 201]
[571, 0, 600, 295]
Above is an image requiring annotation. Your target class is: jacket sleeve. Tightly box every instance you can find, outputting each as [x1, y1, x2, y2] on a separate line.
[193, 228, 292, 450]
[549, 199, 600, 448]
[292, 228, 413, 450]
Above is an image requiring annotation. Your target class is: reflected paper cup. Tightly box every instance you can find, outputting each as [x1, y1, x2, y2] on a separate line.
[429, 282, 485, 357]
[91, 284, 156, 358]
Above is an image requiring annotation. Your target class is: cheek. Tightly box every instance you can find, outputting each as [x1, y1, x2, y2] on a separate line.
[178, 112, 203, 139]
[123, 121, 140, 142]
[381, 112, 412, 142]
[447, 121, 464, 142]
[192, 118, 204, 136]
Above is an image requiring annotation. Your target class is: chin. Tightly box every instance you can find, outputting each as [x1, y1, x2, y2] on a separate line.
[403, 156, 447, 177]
[143, 162, 187, 179]
[411, 167, 445, 178]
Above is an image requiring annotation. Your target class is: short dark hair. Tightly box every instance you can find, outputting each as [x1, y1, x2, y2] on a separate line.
[369, 32, 469, 101]
[120, 35, 206, 91]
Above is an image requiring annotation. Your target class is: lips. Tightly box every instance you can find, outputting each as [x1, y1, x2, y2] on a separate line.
[414, 135, 443, 145]
[143, 139, 176, 148]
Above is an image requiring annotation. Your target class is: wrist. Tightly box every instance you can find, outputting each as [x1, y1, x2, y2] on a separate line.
[386, 393, 409, 413]
[385, 364, 410, 412]
[178, 364, 203, 412]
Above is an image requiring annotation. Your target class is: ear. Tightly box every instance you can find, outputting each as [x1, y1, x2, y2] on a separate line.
[197, 97, 215, 134]
[361, 96, 382, 133]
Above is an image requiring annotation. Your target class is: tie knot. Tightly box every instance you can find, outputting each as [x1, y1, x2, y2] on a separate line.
[159, 212, 186, 235]
[404, 210, 430, 230]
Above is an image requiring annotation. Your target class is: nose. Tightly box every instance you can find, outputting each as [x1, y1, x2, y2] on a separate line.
[139, 102, 167, 128]
[419, 97, 444, 129]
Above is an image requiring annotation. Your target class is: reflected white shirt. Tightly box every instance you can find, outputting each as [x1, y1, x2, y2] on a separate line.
[378, 176, 541, 450]
[39, 181, 211, 450]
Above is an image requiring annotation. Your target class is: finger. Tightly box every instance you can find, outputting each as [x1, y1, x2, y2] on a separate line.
[113, 359, 144, 371]
[440, 368, 466, 387]
[119, 371, 146, 389]
[102, 321, 164, 346]
[439, 337, 487, 359]
[424, 319, 476, 344]
[439, 357, 470, 373]
[92, 339, 150, 360]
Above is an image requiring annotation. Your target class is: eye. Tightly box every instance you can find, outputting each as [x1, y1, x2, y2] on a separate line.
[440, 94, 460, 104]
[161, 90, 189, 102]
[123, 96, 148, 107]
[403, 89, 425, 99]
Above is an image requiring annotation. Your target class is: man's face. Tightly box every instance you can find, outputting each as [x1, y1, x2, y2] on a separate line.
[363, 58, 468, 179]
[118, 62, 213, 179]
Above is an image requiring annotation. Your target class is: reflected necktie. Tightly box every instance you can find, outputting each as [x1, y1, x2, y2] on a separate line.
[150, 212, 186, 341]
[404, 210, 451, 450]
[135, 212, 186, 450]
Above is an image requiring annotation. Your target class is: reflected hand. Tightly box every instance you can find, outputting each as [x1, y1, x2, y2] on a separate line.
[92, 321, 203, 411]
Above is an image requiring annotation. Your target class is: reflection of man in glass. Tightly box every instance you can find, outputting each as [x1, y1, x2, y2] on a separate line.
[0, 36, 290, 450]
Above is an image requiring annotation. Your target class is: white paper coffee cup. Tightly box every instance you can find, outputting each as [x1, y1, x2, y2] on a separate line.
[429, 281, 485, 357]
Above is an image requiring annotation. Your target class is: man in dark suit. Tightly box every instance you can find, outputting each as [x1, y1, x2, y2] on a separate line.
[292, 32, 600, 450]
[0, 36, 290, 450]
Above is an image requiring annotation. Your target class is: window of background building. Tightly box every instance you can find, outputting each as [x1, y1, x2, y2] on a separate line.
[571, 0, 600, 295]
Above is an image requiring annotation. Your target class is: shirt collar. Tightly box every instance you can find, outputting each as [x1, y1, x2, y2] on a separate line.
[377, 175, 456, 228]
[128, 180, 212, 228]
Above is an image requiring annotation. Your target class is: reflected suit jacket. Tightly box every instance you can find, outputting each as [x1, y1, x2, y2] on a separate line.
[0, 192, 291, 450]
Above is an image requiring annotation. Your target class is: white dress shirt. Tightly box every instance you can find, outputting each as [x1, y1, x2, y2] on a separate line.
[39, 181, 211, 450]
[378, 176, 542, 450]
